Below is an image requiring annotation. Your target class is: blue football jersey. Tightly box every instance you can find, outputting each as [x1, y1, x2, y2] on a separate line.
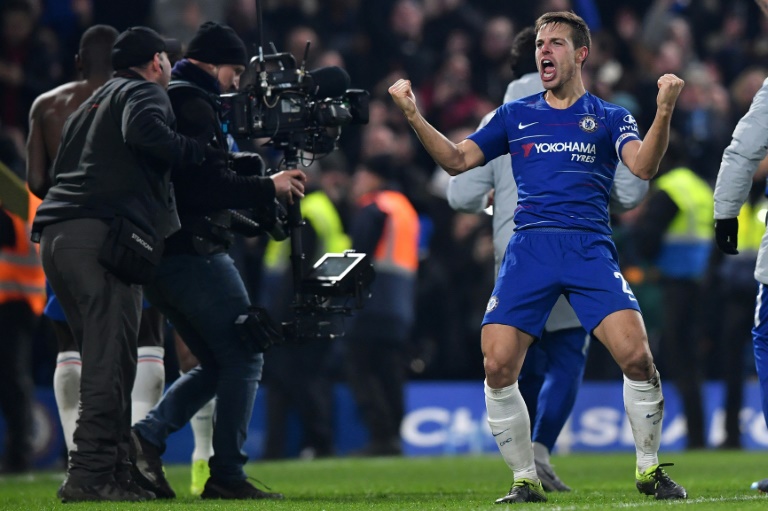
[468, 92, 641, 235]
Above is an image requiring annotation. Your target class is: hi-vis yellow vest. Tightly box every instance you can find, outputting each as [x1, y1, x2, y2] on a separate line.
[263, 190, 350, 271]
[0, 192, 45, 314]
[654, 167, 714, 278]
[736, 198, 768, 254]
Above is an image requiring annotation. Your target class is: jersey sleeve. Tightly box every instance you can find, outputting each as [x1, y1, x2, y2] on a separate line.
[606, 105, 641, 163]
[467, 105, 510, 164]
[714, 77, 768, 219]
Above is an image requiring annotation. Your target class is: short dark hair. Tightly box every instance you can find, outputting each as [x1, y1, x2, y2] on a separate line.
[509, 27, 537, 78]
[534, 11, 591, 63]
[79, 25, 119, 78]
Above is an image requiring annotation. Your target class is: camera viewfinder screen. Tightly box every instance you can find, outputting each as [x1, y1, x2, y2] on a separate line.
[310, 256, 358, 280]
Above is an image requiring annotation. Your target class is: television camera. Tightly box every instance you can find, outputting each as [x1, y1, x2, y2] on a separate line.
[219, 49, 369, 155]
[229, 37, 374, 351]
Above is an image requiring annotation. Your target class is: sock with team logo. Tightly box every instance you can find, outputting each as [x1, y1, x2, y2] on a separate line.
[485, 380, 538, 482]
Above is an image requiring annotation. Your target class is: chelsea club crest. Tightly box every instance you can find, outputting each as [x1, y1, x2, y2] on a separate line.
[579, 115, 597, 133]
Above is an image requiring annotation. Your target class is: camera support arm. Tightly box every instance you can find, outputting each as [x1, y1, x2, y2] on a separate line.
[282, 147, 306, 303]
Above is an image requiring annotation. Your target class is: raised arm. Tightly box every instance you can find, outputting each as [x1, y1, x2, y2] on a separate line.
[620, 74, 685, 180]
[388, 79, 485, 175]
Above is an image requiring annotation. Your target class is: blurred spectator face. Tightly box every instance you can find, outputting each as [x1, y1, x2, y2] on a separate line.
[481, 17, 514, 61]
[366, 99, 388, 125]
[286, 26, 320, 62]
[351, 166, 383, 201]
[535, 0, 571, 17]
[615, 7, 640, 41]
[653, 42, 683, 75]
[217, 64, 245, 92]
[391, 0, 424, 40]
[2, 6, 34, 47]
[315, 49, 345, 69]
[667, 17, 694, 57]
[361, 124, 396, 159]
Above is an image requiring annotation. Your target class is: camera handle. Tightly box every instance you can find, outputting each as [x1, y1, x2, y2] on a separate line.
[282, 147, 306, 304]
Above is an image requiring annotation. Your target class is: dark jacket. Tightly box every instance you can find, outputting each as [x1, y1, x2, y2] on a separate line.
[163, 59, 276, 255]
[33, 70, 206, 241]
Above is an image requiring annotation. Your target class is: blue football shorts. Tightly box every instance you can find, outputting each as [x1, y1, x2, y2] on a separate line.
[482, 230, 641, 337]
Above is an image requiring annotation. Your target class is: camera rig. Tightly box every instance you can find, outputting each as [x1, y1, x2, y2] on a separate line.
[227, 13, 374, 350]
[235, 148, 375, 351]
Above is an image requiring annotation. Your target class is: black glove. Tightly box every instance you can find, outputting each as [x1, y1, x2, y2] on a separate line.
[715, 217, 739, 255]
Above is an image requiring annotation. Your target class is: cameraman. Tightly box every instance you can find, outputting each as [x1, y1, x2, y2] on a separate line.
[32, 26, 208, 502]
[130, 22, 305, 500]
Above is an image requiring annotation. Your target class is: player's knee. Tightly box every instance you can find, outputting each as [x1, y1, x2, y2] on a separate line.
[483, 355, 516, 386]
[619, 348, 655, 381]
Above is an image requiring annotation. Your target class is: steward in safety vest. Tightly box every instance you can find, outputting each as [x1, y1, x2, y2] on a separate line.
[652, 167, 714, 279]
[349, 155, 419, 341]
[0, 190, 45, 315]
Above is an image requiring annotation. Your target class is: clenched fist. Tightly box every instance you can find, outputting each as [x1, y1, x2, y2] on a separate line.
[656, 74, 685, 111]
[388, 79, 419, 118]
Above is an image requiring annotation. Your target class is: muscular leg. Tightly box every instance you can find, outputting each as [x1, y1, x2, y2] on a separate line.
[482, 323, 538, 482]
[593, 310, 661, 472]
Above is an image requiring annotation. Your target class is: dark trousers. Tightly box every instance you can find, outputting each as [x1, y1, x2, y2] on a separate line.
[659, 277, 705, 448]
[263, 341, 334, 459]
[40, 219, 141, 485]
[719, 285, 757, 446]
[344, 338, 407, 447]
[0, 300, 37, 470]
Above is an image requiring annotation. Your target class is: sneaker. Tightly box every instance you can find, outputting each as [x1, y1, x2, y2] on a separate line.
[119, 478, 156, 500]
[58, 479, 145, 503]
[190, 459, 210, 496]
[635, 463, 687, 500]
[200, 478, 284, 500]
[535, 458, 571, 492]
[750, 478, 768, 492]
[129, 429, 176, 499]
[495, 478, 547, 504]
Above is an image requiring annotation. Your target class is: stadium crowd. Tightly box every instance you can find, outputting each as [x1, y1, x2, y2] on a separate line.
[2, 0, 768, 476]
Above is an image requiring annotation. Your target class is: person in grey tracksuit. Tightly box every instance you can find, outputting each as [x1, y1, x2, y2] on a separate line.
[713, 74, 768, 492]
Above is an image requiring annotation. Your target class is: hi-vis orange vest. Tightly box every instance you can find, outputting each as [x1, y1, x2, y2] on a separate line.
[0, 192, 45, 315]
[358, 190, 419, 275]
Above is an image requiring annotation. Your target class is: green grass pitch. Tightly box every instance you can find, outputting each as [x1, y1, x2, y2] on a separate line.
[1, 450, 766, 510]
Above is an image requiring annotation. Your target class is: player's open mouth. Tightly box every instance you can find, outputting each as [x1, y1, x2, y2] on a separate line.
[541, 59, 556, 81]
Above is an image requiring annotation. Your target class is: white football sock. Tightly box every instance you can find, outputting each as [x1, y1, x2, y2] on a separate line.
[485, 380, 537, 482]
[623, 369, 663, 473]
[131, 346, 165, 425]
[191, 398, 215, 461]
[53, 351, 81, 454]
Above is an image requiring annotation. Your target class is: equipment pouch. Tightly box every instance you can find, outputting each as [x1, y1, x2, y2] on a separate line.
[98, 216, 163, 285]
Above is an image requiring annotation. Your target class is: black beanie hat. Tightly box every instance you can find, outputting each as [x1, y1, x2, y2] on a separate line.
[185, 22, 248, 67]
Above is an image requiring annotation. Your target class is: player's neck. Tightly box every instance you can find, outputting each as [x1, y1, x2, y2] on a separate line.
[543, 81, 587, 110]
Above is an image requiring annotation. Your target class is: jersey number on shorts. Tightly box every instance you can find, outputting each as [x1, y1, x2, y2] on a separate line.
[613, 272, 637, 302]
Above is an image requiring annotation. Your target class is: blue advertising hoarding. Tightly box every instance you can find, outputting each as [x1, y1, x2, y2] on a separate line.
[5, 381, 767, 468]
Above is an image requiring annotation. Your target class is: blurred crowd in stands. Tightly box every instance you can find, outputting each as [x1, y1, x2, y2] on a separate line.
[3, 0, 768, 454]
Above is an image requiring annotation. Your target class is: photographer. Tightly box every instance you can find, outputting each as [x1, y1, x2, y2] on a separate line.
[32, 26, 208, 502]
[129, 22, 305, 501]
